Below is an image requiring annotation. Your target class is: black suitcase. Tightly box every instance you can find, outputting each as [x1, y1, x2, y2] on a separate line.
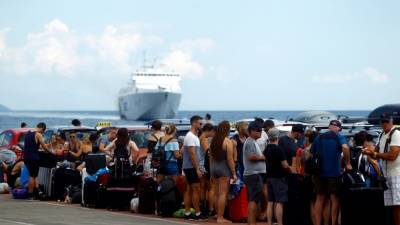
[138, 177, 157, 214]
[39, 152, 57, 168]
[53, 168, 81, 200]
[83, 182, 98, 207]
[106, 187, 136, 210]
[284, 174, 309, 225]
[341, 187, 391, 225]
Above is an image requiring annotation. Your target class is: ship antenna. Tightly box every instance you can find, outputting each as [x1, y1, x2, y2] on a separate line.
[142, 51, 147, 70]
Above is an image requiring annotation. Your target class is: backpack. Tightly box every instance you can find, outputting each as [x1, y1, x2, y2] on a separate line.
[157, 177, 179, 217]
[151, 137, 174, 170]
[305, 131, 341, 175]
[342, 170, 366, 188]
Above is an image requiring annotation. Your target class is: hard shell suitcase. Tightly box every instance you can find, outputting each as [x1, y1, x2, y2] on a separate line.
[228, 185, 248, 223]
[38, 167, 56, 199]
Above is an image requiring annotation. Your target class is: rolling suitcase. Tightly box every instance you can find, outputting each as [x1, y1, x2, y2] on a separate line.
[228, 185, 248, 223]
[138, 177, 157, 214]
[38, 167, 56, 199]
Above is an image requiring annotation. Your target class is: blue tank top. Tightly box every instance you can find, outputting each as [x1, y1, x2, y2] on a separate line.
[24, 131, 40, 161]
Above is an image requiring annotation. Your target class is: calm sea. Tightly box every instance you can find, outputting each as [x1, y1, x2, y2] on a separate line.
[0, 110, 370, 132]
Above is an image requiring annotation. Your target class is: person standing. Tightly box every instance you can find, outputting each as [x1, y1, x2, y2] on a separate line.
[24, 122, 50, 199]
[312, 120, 352, 225]
[209, 121, 237, 223]
[265, 128, 292, 225]
[199, 123, 217, 216]
[231, 121, 249, 179]
[279, 124, 305, 169]
[363, 113, 400, 225]
[182, 115, 208, 221]
[146, 120, 165, 173]
[264, 119, 275, 132]
[243, 121, 266, 225]
[71, 119, 81, 127]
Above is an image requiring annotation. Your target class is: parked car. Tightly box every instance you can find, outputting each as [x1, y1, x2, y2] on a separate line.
[43, 126, 97, 143]
[0, 128, 31, 160]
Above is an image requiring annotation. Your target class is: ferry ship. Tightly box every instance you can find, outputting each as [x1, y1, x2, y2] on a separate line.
[118, 66, 182, 120]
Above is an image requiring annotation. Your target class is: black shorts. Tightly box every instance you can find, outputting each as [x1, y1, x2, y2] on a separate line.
[244, 173, 265, 203]
[184, 168, 200, 185]
[314, 177, 341, 196]
[24, 160, 40, 178]
[267, 177, 288, 203]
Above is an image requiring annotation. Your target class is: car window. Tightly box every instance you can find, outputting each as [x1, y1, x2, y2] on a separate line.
[2, 131, 14, 147]
[130, 131, 151, 148]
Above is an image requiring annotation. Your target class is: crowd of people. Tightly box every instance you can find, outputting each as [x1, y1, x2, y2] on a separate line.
[1, 113, 400, 225]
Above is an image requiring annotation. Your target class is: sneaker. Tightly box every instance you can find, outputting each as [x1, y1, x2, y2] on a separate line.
[184, 213, 196, 221]
[194, 213, 208, 221]
[208, 209, 217, 217]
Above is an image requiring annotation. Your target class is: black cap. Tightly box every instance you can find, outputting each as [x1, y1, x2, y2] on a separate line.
[329, 120, 342, 128]
[248, 121, 262, 132]
[381, 113, 393, 123]
[292, 124, 305, 133]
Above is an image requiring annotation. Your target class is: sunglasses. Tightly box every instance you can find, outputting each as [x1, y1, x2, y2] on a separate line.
[381, 120, 390, 124]
[70, 135, 76, 138]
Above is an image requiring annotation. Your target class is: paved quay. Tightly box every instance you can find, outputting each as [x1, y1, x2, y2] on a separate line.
[0, 194, 221, 225]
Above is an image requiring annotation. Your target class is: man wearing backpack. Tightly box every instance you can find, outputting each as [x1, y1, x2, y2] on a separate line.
[363, 113, 400, 225]
[312, 120, 352, 225]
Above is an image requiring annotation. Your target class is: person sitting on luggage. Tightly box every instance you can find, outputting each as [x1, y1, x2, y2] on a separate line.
[48, 134, 64, 157]
[65, 131, 82, 163]
[156, 124, 181, 181]
[1, 159, 24, 189]
[264, 128, 292, 225]
[105, 128, 139, 162]
[243, 121, 266, 225]
[77, 134, 106, 175]
[80, 134, 95, 162]
[209, 121, 237, 223]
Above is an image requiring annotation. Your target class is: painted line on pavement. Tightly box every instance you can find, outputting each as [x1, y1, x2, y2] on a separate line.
[0, 219, 36, 225]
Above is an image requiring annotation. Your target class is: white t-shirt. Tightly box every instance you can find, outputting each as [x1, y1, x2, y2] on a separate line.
[379, 128, 400, 177]
[182, 131, 201, 169]
[256, 131, 269, 152]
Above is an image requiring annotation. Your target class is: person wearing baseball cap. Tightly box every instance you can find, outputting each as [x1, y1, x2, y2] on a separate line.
[363, 113, 400, 221]
[243, 121, 266, 225]
[312, 120, 351, 225]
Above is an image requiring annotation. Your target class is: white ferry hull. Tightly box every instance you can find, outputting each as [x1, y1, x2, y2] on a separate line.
[119, 91, 181, 120]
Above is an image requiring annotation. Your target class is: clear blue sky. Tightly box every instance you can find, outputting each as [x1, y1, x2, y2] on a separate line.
[0, 0, 399, 111]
